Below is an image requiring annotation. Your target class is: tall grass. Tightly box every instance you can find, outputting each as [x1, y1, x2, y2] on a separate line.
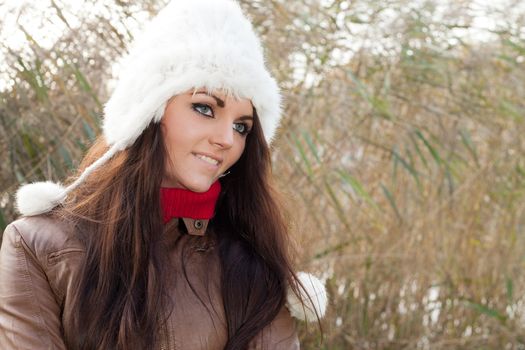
[1, 0, 524, 348]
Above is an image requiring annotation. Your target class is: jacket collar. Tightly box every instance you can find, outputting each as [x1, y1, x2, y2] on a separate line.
[181, 217, 209, 236]
[164, 217, 210, 236]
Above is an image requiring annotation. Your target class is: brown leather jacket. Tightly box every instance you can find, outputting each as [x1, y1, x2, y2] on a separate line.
[0, 215, 299, 349]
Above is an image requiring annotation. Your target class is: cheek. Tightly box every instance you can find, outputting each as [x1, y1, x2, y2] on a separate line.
[161, 122, 186, 168]
[229, 139, 247, 165]
[162, 119, 196, 153]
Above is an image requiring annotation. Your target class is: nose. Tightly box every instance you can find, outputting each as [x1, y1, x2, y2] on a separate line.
[210, 120, 234, 149]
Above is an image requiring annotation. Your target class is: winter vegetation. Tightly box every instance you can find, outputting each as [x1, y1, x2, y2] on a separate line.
[1, 0, 524, 348]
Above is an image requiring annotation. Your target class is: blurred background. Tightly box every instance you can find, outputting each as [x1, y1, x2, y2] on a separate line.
[1, 0, 524, 348]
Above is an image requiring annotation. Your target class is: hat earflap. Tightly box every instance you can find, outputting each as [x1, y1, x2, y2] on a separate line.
[286, 272, 328, 322]
[15, 181, 67, 216]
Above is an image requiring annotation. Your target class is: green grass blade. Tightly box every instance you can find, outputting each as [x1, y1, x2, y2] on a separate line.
[516, 164, 525, 178]
[409, 131, 429, 169]
[370, 95, 392, 120]
[337, 169, 380, 211]
[323, 181, 356, 237]
[415, 130, 442, 166]
[380, 183, 402, 221]
[21, 132, 39, 159]
[465, 300, 506, 323]
[392, 147, 421, 190]
[70, 63, 102, 107]
[16, 57, 48, 102]
[445, 164, 455, 195]
[313, 240, 352, 260]
[14, 168, 26, 183]
[302, 130, 321, 164]
[0, 208, 6, 232]
[502, 38, 525, 55]
[82, 119, 96, 142]
[291, 132, 313, 178]
[459, 128, 479, 167]
[506, 277, 513, 303]
[58, 145, 73, 170]
[499, 100, 524, 122]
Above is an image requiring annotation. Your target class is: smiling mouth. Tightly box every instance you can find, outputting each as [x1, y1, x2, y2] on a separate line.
[194, 153, 221, 166]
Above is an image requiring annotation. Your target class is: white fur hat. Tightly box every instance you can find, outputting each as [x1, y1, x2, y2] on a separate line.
[16, 0, 282, 216]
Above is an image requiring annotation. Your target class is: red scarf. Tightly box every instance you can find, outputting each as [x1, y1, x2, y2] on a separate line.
[160, 181, 221, 224]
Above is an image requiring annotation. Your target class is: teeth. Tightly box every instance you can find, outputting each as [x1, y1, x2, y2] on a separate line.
[196, 154, 219, 166]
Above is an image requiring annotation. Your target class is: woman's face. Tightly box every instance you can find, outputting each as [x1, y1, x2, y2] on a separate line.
[160, 89, 254, 192]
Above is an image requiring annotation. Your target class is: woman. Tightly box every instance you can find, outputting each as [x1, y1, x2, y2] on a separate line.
[0, 0, 326, 349]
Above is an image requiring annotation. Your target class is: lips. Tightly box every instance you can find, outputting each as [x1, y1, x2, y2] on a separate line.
[193, 152, 222, 167]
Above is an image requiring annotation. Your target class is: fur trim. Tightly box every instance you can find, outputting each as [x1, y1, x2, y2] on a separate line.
[286, 272, 328, 322]
[104, 0, 281, 148]
[16, 181, 66, 216]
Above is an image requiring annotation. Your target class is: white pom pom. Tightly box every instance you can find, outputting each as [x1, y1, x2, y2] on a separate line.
[16, 181, 67, 216]
[286, 272, 328, 322]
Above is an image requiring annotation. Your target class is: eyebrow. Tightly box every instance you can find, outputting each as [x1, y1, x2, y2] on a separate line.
[195, 91, 225, 108]
[194, 91, 254, 120]
[237, 115, 254, 122]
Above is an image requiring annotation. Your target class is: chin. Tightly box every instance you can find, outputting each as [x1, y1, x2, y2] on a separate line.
[182, 178, 214, 193]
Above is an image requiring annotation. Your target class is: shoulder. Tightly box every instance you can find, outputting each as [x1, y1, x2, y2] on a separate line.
[1, 214, 85, 304]
[5, 213, 83, 261]
[250, 306, 299, 349]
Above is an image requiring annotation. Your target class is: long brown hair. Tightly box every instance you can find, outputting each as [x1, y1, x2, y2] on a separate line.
[56, 110, 304, 349]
